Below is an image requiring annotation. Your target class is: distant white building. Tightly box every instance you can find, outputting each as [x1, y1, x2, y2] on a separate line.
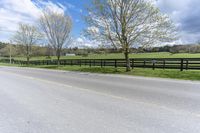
[65, 53, 76, 56]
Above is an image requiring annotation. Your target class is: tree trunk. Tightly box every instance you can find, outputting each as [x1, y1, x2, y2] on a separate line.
[27, 56, 30, 66]
[124, 48, 131, 72]
[26, 46, 30, 66]
[56, 49, 61, 66]
[57, 55, 60, 66]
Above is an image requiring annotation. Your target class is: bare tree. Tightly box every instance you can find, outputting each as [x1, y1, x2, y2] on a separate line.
[39, 10, 72, 65]
[85, 0, 177, 71]
[12, 23, 42, 65]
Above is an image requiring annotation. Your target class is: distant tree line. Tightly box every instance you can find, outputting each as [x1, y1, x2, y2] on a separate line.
[65, 44, 200, 55]
[1, 42, 200, 58]
[141, 44, 200, 54]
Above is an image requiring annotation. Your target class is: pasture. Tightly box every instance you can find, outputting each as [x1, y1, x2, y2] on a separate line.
[3, 52, 200, 61]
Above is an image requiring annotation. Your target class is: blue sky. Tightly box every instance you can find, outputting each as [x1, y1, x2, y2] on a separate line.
[0, 0, 91, 44]
[47, 0, 90, 37]
[0, 0, 200, 46]
[0, 0, 90, 40]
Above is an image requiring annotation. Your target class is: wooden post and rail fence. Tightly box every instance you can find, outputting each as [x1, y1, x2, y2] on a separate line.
[1, 58, 200, 71]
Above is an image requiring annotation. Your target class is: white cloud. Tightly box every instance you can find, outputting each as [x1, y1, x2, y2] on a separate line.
[0, 0, 65, 42]
[64, 2, 75, 9]
[75, 19, 80, 23]
[87, 26, 99, 34]
[156, 0, 190, 13]
[156, 0, 200, 44]
[80, 9, 83, 13]
[34, 0, 65, 14]
[71, 36, 101, 48]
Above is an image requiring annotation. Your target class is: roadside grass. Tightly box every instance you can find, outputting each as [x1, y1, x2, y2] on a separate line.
[1, 63, 198, 81]
[0, 63, 20, 67]
[4, 52, 200, 61]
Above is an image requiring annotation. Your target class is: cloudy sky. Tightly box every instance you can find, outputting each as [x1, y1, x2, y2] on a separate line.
[156, 0, 200, 44]
[0, 0, 199, 46]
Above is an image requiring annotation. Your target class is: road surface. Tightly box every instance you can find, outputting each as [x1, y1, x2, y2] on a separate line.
[0, 66, 200, 133]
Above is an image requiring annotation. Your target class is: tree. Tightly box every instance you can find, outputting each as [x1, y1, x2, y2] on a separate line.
[85, 0, 177, 71]
[0, 42, 7, 49]
[39, 10, 72, 65]
[45, 43, 54, 58]
[197, 40, 200, 45]
[12, 23, 42, 65]
[0, 44, 17, 57]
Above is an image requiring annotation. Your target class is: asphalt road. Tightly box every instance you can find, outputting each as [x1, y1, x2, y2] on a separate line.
[0, 66, 200, 133]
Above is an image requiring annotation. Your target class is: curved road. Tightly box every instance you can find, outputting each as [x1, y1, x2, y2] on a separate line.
[0, 66, 200, 133]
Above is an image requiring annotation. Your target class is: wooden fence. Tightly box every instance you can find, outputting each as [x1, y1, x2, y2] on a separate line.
[1, 58, 200, 71]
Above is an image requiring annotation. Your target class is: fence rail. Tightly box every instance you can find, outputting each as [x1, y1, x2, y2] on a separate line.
[1, 58, 200, 71]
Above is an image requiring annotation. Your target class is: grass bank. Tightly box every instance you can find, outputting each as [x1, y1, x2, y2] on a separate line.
[36, 65, 200, 81]
[1, 63, 199, 81]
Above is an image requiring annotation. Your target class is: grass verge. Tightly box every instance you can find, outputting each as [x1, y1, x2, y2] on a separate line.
[1, 63, 199, 81]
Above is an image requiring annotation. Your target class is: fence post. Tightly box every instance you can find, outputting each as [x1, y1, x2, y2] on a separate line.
[101, 59, 103, 68]
[186, 60, 189, 70]
[64, 60, 66, 66]
[71, 60, 73, 66]
[144, 60, 146, 68]
[132, 59, 134, 69]
[163, 60, 165, 69]
[153, 62, 155, 70]
[115, 59, 117, 68]
[180, 59, 184, 71]
[90, 60, 91, 67]
[80, 60, 82, 67]
[94, 60, 96, 66]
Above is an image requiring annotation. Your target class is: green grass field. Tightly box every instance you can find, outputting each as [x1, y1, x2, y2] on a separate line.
[3, 52, 200, 61]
